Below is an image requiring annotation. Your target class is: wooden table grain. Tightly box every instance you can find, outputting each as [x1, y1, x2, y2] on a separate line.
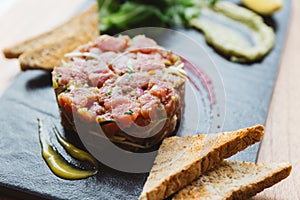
[0, 0, 299, 199]
[252, 1, 300, 199]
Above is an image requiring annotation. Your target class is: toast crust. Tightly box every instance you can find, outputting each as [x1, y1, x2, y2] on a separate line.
[172, 161, 292, 200]
[139, 125, 264, 200]
[3, 4, 99, 71]
[229, 163, 292, 200]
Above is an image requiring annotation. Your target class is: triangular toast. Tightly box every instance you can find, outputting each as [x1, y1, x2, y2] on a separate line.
[173, 160, 291, 200]
[3, 4, 98, 70]
[139, 125, 264, 200]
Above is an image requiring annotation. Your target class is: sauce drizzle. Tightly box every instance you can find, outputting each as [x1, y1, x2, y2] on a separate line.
[38, 118, 98, 180]
[53, 126, 98, 167]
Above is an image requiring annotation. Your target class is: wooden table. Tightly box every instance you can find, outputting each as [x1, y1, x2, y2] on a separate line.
[0, 0, 299, 199]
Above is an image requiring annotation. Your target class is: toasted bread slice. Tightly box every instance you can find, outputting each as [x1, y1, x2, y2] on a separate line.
[139, 125, 264, 200]
[3, 4, 99, 70]
[173, 160, 292, 200]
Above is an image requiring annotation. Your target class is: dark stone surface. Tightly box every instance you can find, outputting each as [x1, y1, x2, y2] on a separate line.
[0, 0, 291, 199]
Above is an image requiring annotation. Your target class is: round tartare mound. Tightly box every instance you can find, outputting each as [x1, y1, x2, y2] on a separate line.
[52, 35, 186, 150]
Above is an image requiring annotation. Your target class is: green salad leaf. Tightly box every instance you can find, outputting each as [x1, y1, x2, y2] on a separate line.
[97, 0, 218, 33]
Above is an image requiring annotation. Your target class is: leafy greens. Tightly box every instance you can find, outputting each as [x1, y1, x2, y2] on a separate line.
[97, 0, 218, 33]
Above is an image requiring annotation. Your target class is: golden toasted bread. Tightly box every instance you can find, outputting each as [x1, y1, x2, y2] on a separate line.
[139, 125, 264, 200]
[3, 4, 99, 70]
[173, 160, 291, 200]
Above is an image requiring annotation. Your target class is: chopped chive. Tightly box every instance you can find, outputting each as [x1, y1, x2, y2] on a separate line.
[127, 66, 133, 74]
[106, 90, 112, 96]
[124, 109, 134, 115]
[64, 89, 71, 93]
[127, 59, 133, 74]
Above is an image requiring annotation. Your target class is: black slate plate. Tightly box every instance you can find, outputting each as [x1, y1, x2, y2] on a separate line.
[0, 0, 291, 199]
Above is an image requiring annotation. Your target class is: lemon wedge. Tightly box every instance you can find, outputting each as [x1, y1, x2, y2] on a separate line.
[242, 0, 283, 15]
